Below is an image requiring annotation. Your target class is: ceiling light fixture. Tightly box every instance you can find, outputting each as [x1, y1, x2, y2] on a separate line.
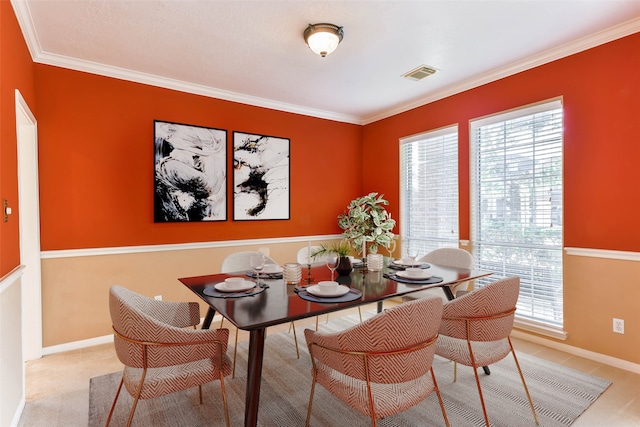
[303, 23, 343, 57]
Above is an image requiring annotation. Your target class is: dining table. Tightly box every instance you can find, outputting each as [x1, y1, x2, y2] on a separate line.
[179, 259, 492, 427]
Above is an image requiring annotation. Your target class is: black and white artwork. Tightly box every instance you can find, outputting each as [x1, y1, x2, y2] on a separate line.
[233, 132, 290, 220]
[154, 120, 227, 222]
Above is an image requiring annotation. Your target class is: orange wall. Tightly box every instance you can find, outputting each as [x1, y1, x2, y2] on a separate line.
[33, 65, 362, 250]
[0, 0, 36, 276]
[362, 32, 640, 252]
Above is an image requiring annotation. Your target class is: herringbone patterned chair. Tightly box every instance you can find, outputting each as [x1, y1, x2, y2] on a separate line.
[304, 297, 449, 427]
[107, 286, 232, 427]
[435, 276, 539, 426]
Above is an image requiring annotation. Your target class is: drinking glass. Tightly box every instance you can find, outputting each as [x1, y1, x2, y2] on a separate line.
[250, 253, 266, 284]
[386, 239, 397, 262]
[325, 254, 340, 281]
[408, 249, 419, 266]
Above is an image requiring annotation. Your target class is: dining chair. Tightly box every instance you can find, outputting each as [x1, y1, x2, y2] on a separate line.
[402, 247, 474, 303]
[435, 276, 539, 426]
[304, 296, 450, 427]
[107, 286, 231, 427]
[220, 251, 299, 378]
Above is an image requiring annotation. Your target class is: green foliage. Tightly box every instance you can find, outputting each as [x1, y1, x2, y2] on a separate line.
[337, 192, 396, 254]
[311, 243, 350, 258]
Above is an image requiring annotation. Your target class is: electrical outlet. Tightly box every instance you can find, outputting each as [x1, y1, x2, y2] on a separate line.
[154, 295, 162, 301]
[613, 318, 624, 334]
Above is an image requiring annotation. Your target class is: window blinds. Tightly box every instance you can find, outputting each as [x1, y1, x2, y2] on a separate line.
[400, 126, 459, 258]
[471, 100, 563, 327]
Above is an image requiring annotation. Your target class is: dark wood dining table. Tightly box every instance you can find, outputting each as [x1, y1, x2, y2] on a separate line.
[179, 261, 492, 427]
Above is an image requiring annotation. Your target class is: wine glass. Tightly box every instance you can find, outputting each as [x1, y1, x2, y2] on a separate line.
[408, 248, 419, 266]
[386, 239, 397, 260]
[325, 254, 340, 281]
[250, 253, 266, 285]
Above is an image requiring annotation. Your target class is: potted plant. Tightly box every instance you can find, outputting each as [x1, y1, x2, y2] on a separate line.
[337, 192, 396, 257]
[311, 243, 353, 276]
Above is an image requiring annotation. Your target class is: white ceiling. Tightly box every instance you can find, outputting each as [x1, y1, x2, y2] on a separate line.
[12, 0, 640, 124]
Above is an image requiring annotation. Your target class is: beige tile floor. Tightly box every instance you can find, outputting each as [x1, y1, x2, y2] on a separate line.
[19, 302, 640, 426]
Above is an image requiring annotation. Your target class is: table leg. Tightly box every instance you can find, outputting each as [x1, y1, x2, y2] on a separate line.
[377, 301, 383, 313]
[202, 307, 216, 330]
[245, 328, 266, 427]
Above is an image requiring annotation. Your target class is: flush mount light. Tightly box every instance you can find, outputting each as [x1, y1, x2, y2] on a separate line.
[304, 23, 344, 57]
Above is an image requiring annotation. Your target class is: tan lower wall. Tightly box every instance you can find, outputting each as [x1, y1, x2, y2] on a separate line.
[562, 253, 640, 363]
[40, 239, 343, 347]
[41, 243, 640, 366]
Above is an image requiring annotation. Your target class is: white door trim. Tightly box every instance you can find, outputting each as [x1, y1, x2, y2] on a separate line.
[15, 89, 42, 361]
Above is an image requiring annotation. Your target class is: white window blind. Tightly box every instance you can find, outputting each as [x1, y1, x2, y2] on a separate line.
[400, 125, 459, 258]
[471, 100, 563, 327]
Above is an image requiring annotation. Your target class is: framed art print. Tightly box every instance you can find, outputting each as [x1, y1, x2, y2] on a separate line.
[233, 132, 290, 220]
[154, 120, 227, 222]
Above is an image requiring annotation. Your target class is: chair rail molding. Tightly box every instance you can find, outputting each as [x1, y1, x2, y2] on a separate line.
[40, 235, 344, 259]
[564, 247, 640, 261]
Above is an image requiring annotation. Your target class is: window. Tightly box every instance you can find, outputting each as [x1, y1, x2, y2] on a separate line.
[471, 100, 563, 330]
[400, 125, 459, 258]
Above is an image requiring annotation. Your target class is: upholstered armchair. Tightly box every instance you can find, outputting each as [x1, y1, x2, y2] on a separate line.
[304, 296, 449, 427]
[107, 285, 232, 427]
[435, 276, 539, 426]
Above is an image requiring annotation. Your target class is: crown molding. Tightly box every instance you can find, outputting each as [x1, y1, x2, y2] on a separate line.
[361, 17, 640, 124]
[12, 0, 639, 126]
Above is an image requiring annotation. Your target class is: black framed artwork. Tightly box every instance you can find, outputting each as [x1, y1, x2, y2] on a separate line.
[233, 131, 290, 220]
[154, 120, 227, 222]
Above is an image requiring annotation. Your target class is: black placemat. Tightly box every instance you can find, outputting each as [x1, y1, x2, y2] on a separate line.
[383, 273, 443, 285]
[387, 262, 430, 270]
[245, 271, 283, 279]
[294, 287, 362, 303]
[203, 284, 266, 298]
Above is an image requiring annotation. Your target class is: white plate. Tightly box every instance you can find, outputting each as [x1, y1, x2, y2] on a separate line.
[306, 284, 350, 297]
[393, 259, 422, 267]
[262, 265, 283, 274]
[396, 271, 432, 280]
[214, 280, 256, 293]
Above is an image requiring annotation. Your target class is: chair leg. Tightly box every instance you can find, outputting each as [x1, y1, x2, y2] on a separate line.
[198, 385, 203, 404]
[126, 368, 148, 427]
[315, 316, 319, 331]
[219, 372, 231, 427]
[220, 317, 225, 328]
[232, 328, 239, 378]
[291, 322, 300, 359]
[105, 374, 125, 426]
[430, 369, 451, 427]
[305, 378, 317, 427]
[509, 338, 540, 425]
[358, 306, 363, 323]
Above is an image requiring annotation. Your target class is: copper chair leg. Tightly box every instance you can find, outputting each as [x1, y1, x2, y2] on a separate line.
[431, 369, 451, 427]
[105, 375, 125, 426]
[219, 372, 231, 427]
[509, 338, 540, 425]
[305, 378, 317, 427]
[126, 368, 148, 427]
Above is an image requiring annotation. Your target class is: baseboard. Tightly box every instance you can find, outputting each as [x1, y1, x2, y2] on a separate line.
[511, 329, 640, 374]
[10, 397, 25, 427]
[41, 315, 224, 355]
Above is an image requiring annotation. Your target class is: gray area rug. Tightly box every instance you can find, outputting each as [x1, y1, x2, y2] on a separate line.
[89, 315, 610, 426]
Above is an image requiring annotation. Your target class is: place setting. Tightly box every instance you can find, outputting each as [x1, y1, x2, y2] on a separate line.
[294, 255, 362, 303]
[388, 253, 431, 270]
[385, 267, 443, 285]
[245, 263, 284, 279]
[203, 276, 267, 298]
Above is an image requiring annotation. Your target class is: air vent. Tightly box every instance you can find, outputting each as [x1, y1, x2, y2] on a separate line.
[402, 65, 437, 81]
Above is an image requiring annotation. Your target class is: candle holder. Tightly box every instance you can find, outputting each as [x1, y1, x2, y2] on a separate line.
[306, 263, 313, 285]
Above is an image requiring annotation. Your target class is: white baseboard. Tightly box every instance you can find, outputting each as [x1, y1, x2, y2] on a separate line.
[10, 398, 25, 427]
[42, 315, 224, 355]
[511, 329, 640, 374]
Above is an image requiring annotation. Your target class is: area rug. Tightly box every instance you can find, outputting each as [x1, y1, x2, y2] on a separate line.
[89, 314, 610, 426]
